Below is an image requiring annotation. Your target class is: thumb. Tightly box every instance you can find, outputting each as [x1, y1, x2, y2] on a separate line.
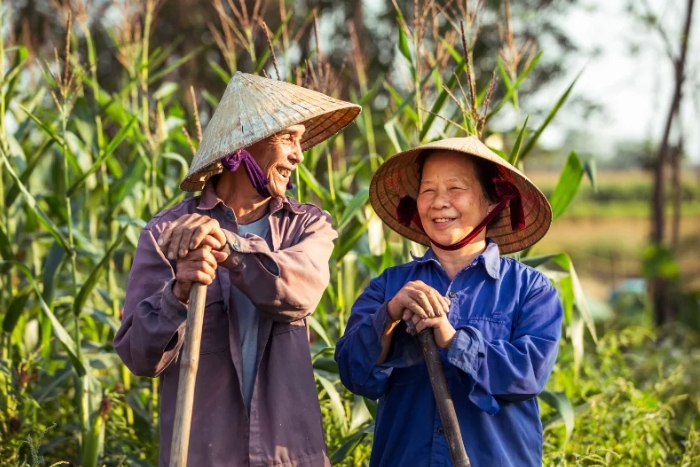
[211, 250, 228, 263]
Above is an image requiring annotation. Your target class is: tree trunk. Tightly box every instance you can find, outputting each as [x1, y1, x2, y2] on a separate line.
[651, 0, 695, 326]
[671, 141, 682, 251]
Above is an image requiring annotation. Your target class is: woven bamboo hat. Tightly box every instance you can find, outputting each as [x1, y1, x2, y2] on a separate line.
[180, 72, 362, 192]
[369, 136, 552, 254]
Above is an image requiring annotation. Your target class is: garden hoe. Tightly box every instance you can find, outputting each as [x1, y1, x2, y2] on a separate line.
[169, 282, 207, 467]
[407, 321, 472, 467]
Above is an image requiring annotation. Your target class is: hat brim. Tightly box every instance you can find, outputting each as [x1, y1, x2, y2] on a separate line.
[179, 105, 361, 192]
[369, 137, 552, 254]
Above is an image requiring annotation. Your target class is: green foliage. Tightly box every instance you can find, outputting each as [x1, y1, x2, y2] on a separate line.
[2, 1, 694, 466]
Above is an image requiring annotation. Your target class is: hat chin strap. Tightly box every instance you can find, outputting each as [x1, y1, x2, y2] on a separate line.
[396, 178, 526, 251]
[221, 149, 293, 198]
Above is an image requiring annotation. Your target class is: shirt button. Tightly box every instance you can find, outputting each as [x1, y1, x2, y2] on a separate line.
[226, 209, 234, 219]
[448, 291, 456, 298]
[232, 243, 240, 251]
[437, 427, 444, 435]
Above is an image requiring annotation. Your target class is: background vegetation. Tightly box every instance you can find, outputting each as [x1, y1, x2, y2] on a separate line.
[0, 0, 698, 466]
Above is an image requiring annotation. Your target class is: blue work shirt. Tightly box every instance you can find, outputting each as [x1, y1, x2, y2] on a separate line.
[335, 241, 563, 467]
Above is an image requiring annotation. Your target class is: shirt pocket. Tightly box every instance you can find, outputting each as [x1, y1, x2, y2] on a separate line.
[457, 316, 512, 342]
[199, 284, 229, 354]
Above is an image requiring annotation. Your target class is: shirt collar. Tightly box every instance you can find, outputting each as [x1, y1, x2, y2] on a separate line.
[196, 179, 304, 215]
[410, 239, 501, 280]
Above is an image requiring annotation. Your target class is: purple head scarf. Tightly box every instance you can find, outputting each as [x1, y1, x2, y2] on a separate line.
[221, 149, 293, 198]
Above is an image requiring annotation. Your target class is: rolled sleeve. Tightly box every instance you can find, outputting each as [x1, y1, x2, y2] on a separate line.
[447, 278, 563, 415]
[114, 229, 187, 378]
[221, 207, 336, 322]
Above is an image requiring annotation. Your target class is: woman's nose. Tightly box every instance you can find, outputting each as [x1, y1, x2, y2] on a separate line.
[289, 142, 304, 164]
[430, 190, 450, 208]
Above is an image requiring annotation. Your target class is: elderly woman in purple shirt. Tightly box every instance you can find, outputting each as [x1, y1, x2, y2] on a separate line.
[336, 137, 563, 467]
[114, 72, 360, 467]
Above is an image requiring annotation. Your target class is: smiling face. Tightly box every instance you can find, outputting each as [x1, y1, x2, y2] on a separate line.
[416, 150, 497, 249]
[247, 124, 306, 198]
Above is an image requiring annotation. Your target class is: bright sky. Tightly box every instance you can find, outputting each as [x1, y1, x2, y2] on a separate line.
[541, 0, 700, 163]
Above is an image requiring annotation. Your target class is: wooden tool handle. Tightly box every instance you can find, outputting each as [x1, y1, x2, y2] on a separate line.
[169, 282, 207, 467]
[408, 322, 471, 467]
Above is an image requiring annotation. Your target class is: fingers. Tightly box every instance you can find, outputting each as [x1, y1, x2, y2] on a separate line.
[201, 235, 225, 251]
[414, 316, 444, 333]
[210, 249, 229, 264]
[407, 289, 433, 319]
[169, 216, 209, 260]
[190, 219, 226, 251]
[176, 257, 218, 285]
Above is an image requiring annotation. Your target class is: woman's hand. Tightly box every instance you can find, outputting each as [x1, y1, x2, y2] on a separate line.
[172, 247, 228, 303]
[387, 281, 451, 322]
[410, 313, 457, 350]
[158, 214, 228, 261]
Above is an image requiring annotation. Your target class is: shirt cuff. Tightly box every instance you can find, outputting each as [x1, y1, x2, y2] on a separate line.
[447, 326, 484, 376]
[160, 279, 189, 324]
[222, 230, 280, 276]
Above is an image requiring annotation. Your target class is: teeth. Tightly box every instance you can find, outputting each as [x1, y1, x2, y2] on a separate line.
[277, 168, 291, 178]
[434, 218, 454, 223]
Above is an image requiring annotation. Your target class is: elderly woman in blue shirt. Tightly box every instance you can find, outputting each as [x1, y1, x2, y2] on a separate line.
[335, 137, 563, 467]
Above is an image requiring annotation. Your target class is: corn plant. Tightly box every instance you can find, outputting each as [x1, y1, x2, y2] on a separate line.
[0, 0, 599, 465]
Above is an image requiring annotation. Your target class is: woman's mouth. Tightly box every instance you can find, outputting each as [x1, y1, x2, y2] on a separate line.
[276, 167, 292, 180]
[431, 217, 456, 230]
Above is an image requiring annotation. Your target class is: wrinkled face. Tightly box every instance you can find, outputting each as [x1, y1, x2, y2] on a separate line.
[248, 124, 305, 198]
[416, 151, 495, 248]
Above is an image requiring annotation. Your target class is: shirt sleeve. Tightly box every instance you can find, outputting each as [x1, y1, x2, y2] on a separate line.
[113, 228, 188, 378]
[221, 206, 337, 323]
[446, 274, 563, 415]
[335, 273, 423, 400]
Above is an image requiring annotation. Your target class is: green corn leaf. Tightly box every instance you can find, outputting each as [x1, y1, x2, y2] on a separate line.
[3, 46, 29, 111]
[202, 89, 220, 108]
[487, 51, 543, 120]
[419, 59, 467, 142]
[315, 373, 347, 429]
[73, 228, 128, 316]
[42, 242, 67, 307]
[332, 220, 369, 261]
[539, 390, 575, 444]
[67, 115, 138, 197]
[396, 10, 412, 65]
[148, 47, 204, 84]
[384, 120, 411, 153]
[3, 286, 32, 334]
[0, 261, 85, 376]
[518, 72, 580, 161]
[384, 82, 418, 123]
[583, 158, 597, 192]
[330, 423, 375, 464]
[350, 394, 372, 431]
[550, 152, 584, 220]
[209, 60, 231, 83]
[0, 149, 72, 253]
[153, 82, 179, 101]
[509, 115, 530, 165]
[18, 105, 64, 146]
[308, 316, 333, 348]
[338, 188, 369, 233]
[297, 163, 331, 203]
[254, 10, 294, 73]
[0, 222, 12, 260]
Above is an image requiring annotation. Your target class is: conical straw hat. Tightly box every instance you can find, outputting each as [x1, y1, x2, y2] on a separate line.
[181, 72, 362, 192]
[369, 136, 552, 254]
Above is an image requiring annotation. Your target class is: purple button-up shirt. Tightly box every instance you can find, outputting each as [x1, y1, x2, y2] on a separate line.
[114, 181, 337, 466]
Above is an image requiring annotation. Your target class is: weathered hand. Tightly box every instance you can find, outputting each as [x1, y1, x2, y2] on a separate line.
[387, 281, 450, 322]
[158, 214, 228, 261]
[172, 247, 227, 303]
[410, 313, 457, 350]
